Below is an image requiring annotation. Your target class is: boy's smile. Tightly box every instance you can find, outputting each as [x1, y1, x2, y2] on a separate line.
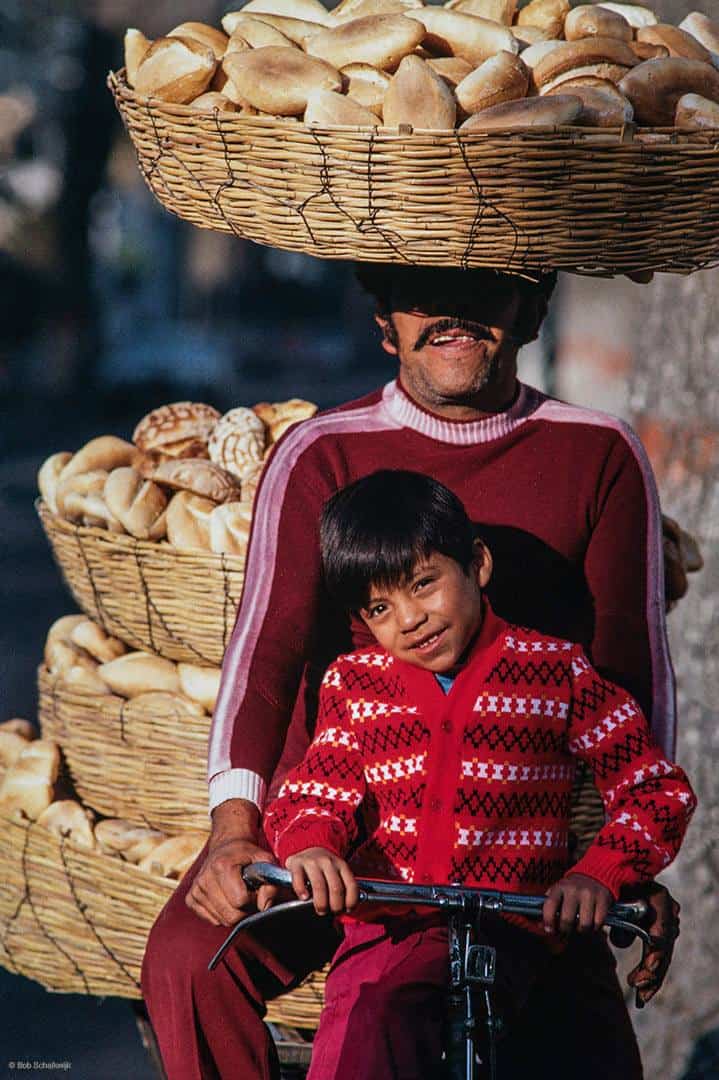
[359, 549, 491, 674]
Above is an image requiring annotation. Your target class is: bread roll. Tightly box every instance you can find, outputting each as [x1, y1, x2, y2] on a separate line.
[209, 501, 252, 556]
[55, 470, 110, 524]
[62, 663, 114, 696]
[140, 457, 241, 504]
[44, 637, 93, 676]
[189, 92, 238, 112]
[340, 63, 391, 114]
[460, 93, 582, 129]
[564, 5, 632, 43]
[0, 740, 60, 820]
[80, 492, 125, 533]
[252, 398, 318, 443]
[104, 467, 168, 540]
[99, 651, 180, 698]
[37, 800, 96, 850]
[383, 55, 457, 129]
[516, 0, 570, 38]
[680, 13, 719, 56]
[177, 664, 222, 713]
[629, 41, 669, 62]
[304, 87, 378, 124]
[59, 436, 136, 482]
[675, 92, 719, 129]
[138, 833, 208, 879]
[330, 0, 423, 23]
[134, 36, 217, 103]
[166, 491, 215, 552]
[133, 402, 221, 453]
[208, 407, 267, 484]
[127, 690, 207, 718]
[227, 17, 298, 50]
[46, 614, 87, 648]
[636, 25, 712, 64]
[124, 29, 152, 87]
[538, 63, 631, 94]
[308, 14, 424, 71]
[619, 57, 719, 125]
[456, 51, 529, 115]
[223, 46, 342, 114]
[250, 13, 325, 47]
[0, 719, 37, 740]
[70, 619, 126, 664]
[405, 9, 518, 66]
[38, 452, 73, 514]
[95, 819, 167, 862]
[546, 81, 633, 125]
[533, 37, 636, 90]
[444, 0, 517, 26]
[0, 731, 29, 769]
[426, 57, 473, 88]
[168, 23, 229, 58]
[596, 3, 657, 29]
[225, 0, 333, 28]
[512, 26, 555, 48]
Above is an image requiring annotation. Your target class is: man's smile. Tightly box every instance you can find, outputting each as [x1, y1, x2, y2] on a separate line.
[413, 319, 495, 352]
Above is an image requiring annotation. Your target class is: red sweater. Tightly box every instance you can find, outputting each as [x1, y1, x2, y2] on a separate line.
[209, 380, 674, 813]
[264, 607, 695, 902]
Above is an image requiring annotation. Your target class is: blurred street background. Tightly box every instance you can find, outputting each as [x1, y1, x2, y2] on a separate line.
[1, 1, 717, 1078]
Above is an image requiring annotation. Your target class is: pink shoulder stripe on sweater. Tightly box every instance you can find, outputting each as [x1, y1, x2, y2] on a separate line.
[532, 399, 675, 758]
[208, 395, 403, 787]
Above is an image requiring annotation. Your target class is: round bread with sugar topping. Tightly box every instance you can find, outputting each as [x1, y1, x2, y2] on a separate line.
[133, 401, 221, 452]
[209, 406, 267, 484]
[140, 457, 241, 504]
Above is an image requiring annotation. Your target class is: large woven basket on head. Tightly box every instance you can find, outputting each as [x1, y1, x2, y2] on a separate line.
[109, 70, 719, 277]
[0, 810, 328, 1021]
[37, 500, 244, 666]
[37, 665, 211, 834]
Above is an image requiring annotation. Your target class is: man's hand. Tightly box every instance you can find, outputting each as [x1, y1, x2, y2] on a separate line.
[615, 882, 680, 1007]
[285, 847, 359, 916]
[543, 873, 612, 936]
[186, 799, 279, 927]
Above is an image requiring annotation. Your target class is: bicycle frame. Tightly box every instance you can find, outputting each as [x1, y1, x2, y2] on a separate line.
[208, 863, 650, 1080]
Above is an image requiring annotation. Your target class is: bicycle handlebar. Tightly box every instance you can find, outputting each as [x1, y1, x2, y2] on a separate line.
[207, 862, 650, 971]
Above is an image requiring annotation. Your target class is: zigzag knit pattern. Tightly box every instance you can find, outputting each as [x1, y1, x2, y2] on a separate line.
[264, 621, 695, 900]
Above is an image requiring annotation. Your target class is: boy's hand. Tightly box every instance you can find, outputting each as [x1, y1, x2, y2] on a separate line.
[285, 847, 360, 916]
[543, 873, 613, 935]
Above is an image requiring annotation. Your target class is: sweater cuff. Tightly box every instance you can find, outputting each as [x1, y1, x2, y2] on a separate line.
[274, 819, 348, 866]
[209, 769, 267, 813]
[566, 847, 637, 900]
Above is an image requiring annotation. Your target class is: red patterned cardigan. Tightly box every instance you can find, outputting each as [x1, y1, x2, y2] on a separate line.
[264, 605, 695, 903]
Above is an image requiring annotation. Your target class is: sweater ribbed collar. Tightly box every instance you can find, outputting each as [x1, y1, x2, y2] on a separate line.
[382, 379, 543, 445]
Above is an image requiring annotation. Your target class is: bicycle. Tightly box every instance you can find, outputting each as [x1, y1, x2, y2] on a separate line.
[209, 863, 651, 1080]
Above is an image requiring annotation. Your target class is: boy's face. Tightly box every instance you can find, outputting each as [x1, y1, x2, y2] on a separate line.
[359, 548, 490, 674]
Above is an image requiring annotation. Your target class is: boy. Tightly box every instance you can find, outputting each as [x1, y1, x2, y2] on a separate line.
[263, 470, 695, 1080]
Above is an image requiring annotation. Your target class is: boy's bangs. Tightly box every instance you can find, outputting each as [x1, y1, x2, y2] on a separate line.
[344, 535, 437, 612]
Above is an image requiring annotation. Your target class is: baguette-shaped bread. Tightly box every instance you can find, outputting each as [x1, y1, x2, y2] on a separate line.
[227, 17, 298, 50]
[37, 800, 96, 850]
[70, 619, 127, 664]
[177, 664, 223, 713]
[516, 0, 570, 37]
[59, 436, 136, 482]
[308, 14, 424, 71]
[546, 80, 633, 125]
[209, 501, 253, 556]
[460, 93, 581, 129]
[305, 87, 380, 124]
[168, 22, 229, 58]
[675, 92, 719, 129]
[250, 13, 325, 47]
[679, 13, 719, 55]
[95, 819, 167, 862]
[596, 3, 658, 30]
[564, 5, 632, 43]
[533, 37, 637, 90]
[426, 57, 473, 88]
[444, 0, 517, 26]
[133, 402, 221, 452]
[0, 719, 37, 740]
[124, 29, 152, 87]
[227, 0, 334, 27]
[140, 457, 241, 504]
[223, 46, 342, 114]
[341, 63, 391, 114]
[455, 51, 529, 115]
[538, 63, 631, 94]
[166, 491, 215, 551]
[619, 57, 719, 124]
[38, 452, 73, 513]
[383, 55, 457, 129]
[189, 92, 238, 112]
[99, 651, 181, 698]
[405, 9, 518, 66]
[135, 36, 217, 103]
[636, 25, 712, 63]
[104, 467, 168, 540]
[138, 833, 208, 879]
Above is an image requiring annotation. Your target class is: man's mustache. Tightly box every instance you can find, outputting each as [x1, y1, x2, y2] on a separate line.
[413, 318, 495, 352]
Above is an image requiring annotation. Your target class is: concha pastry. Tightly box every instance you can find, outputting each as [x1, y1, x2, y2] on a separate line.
[133, 402, 221, 452]
[208, 407, 267, 486]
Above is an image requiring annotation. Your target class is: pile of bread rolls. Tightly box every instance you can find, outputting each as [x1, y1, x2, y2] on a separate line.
[43, 613, 222, 712]
[123, 3, 719, 131]
[38, 397, 317, 555]
[0, 715, 206, 880]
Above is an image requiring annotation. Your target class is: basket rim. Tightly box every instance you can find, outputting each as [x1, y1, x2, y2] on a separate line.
[108, 67, 719, 145]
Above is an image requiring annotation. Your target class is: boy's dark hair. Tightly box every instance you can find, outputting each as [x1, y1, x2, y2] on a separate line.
[320, 470, 476, 613]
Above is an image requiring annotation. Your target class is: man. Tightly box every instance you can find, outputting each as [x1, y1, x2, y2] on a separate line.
[142, 265, 678, 1079]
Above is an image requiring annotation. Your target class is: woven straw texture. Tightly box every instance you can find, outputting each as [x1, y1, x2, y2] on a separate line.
[37, 500, 244, 666]
[109, 70, 719, 276]
[37, 665, 211, 834]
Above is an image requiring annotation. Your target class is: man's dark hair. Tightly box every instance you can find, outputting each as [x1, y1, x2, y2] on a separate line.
[320, 470, 476, 613]
[354, 263, 558, 346]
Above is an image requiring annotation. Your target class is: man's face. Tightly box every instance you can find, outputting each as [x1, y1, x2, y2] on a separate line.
[376, 277, 525, 409]
[359, 549, 490, 674]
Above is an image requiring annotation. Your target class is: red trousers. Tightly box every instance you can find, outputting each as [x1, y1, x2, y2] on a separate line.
[142, 847, 643, 1080]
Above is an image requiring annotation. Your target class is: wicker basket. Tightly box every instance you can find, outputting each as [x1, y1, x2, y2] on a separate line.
[37, 665, 211, 834]
[0, 809, 328, 1020]
[109, 70, 719, 276]
[37, 500, 245, 666]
